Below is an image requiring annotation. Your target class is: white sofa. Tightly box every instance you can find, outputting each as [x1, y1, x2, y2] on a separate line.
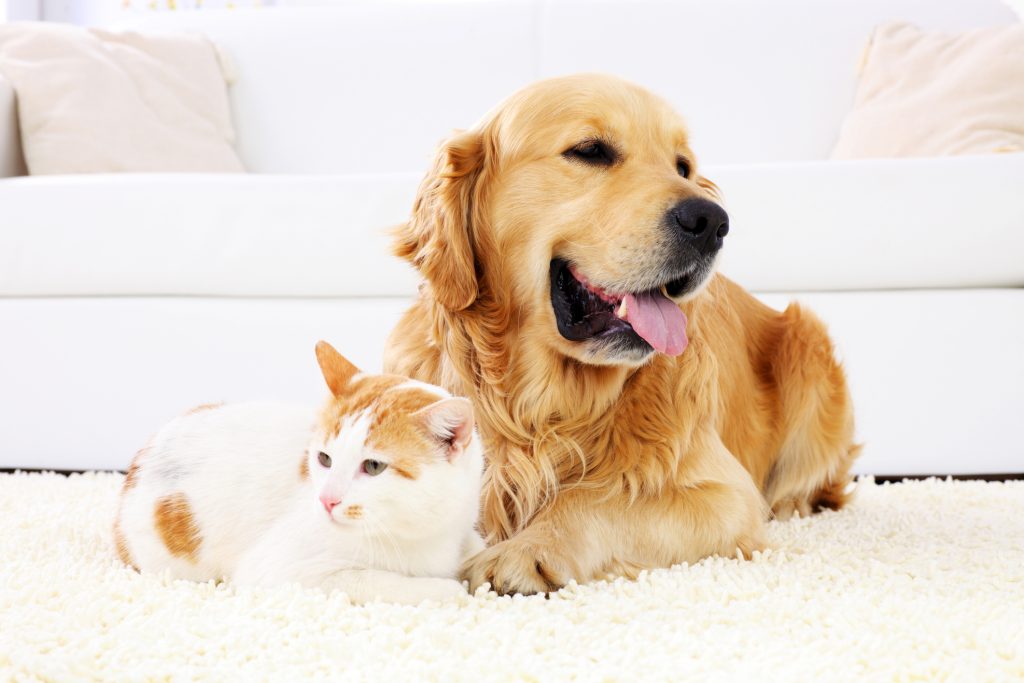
[1, 0, 1022, 476]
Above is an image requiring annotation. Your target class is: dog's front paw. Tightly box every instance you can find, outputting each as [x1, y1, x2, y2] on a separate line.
[462, 536, 573, 596]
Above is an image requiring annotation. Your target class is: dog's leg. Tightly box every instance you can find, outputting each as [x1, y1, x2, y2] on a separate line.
[463, 431, 766, 595]
[764, 303, 859, 520]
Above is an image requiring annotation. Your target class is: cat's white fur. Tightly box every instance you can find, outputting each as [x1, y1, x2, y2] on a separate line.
[117, 345, 484, 605]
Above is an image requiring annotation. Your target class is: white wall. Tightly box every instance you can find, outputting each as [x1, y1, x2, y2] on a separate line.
[4, 0, 41, 21]
[41, 0, 128, 24]
[39, 0, 278, 25]
[5, 0, 368, 25]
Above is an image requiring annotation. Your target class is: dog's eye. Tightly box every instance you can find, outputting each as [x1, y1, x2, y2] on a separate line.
[677, 158, 691, 178]
[564, 140, 616, 166]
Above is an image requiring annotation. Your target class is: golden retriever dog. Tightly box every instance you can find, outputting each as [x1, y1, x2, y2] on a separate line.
[384, 74, 859, 595]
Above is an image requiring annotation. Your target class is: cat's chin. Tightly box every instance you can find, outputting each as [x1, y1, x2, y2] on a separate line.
[325, 512, 366, 530]
[324, 514, 356, 527]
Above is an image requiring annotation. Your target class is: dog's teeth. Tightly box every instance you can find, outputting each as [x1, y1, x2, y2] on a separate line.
[660, 285, 670, 298]
[616, 299, 628, 318]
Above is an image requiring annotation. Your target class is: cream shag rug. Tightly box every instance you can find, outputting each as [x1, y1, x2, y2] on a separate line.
[1, 473, 1022, 682]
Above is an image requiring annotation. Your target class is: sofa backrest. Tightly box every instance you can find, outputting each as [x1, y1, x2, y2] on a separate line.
[121, 0, 1015, 174]
[121, 3, 539, 175]
[538, 0, 1016, 166]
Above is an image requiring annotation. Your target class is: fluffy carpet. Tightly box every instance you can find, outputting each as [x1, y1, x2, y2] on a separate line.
[1, 472, 1022, 682]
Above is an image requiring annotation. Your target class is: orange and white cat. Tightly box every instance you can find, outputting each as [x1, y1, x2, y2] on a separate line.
[114, 341, 484, 605]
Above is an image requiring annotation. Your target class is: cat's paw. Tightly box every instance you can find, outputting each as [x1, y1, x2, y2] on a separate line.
[392, 577, 468, 605]
[462, 536, 572, 596]
[461, 530, 487, 562]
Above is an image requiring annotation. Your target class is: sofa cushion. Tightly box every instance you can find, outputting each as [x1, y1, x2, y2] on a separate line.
[1, 154, 1021, 297]
[759, 288, 1024, 477]
[832, 22, 1024, 159]
[0, 73, 25, 178]
[3, 289, 1021, 473]
[0, 22, 244, 174]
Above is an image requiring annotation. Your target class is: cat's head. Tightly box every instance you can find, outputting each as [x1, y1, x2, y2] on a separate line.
[306, 341, 483, 540]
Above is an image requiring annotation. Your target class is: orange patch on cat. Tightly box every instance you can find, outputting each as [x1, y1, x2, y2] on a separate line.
[116, 443, 149, 569]
[124, 462, 140, 490]
[318, 374, 406, 437]
[369, 387, 438, 430]
[389, 464, 418, 480]
[318, 379, 444, 482]
[154, 493, 202, 561]
[367, 387, 441, 480]
[185, 402, 224, 416]
[123, 445, 150, 491]
[299, 456, 309, 480]
[112, 519, 136, 569]
[344, 504, 363, 520]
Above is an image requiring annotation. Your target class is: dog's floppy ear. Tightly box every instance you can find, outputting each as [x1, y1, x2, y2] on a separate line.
[394, 129, 485, 311]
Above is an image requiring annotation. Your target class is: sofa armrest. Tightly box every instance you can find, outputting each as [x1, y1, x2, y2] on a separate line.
[0, 74, 27, 178]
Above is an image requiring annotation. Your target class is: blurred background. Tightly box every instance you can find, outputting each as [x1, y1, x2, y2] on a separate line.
[4, 1, 293, 25]
[1, 0, 1022, 477]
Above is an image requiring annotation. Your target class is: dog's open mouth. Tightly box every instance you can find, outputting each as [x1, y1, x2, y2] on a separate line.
[549, 259, 689, 356]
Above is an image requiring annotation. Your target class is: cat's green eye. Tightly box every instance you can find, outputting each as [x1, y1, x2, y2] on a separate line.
[362, 459, 388, 476]
[317, 451, 332, 468]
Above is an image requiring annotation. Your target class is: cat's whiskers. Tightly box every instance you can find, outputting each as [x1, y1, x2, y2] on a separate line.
[364, 512, 410, 575]
[363, 517, 397, 574]
[352, 518, 380, 570]
[359, 515, 391, 570]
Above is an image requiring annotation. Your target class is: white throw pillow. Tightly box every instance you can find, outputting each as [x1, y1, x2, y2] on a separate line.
[1003, 0, 1024, 22]
[0, 22, 244, 174]
[831, 22, 1024, 159]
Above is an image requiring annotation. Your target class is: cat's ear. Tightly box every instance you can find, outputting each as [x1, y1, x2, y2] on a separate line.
[315, 341, 360, 397]
[416, 397, 475, 461]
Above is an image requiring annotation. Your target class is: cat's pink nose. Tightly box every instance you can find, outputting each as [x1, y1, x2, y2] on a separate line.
[319, 495, 340, 514]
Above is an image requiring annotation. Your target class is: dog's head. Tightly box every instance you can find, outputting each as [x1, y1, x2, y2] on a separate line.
[397, 74, 727, 368]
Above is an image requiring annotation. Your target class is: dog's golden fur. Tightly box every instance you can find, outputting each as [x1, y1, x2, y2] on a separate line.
[385, 74, 858, 594]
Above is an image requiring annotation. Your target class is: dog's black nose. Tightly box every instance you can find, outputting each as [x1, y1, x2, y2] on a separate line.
[669, 198, 729, 255]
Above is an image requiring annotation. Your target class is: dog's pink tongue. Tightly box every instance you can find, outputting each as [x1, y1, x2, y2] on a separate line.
[623, 292, 689, 356]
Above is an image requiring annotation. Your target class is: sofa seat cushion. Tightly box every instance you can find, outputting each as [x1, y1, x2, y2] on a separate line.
[1, 153, 1022, 297]
[2, 289, 1021, 472]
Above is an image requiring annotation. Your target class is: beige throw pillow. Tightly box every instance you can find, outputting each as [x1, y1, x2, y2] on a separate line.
[0, 22, 244, 174]
[831, 22, 1024, 159]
